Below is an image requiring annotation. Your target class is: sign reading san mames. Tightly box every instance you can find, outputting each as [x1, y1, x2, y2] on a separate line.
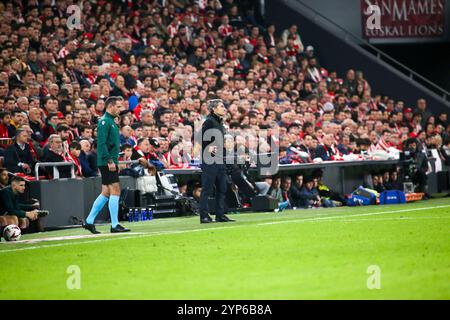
[361, 0, 446, 38]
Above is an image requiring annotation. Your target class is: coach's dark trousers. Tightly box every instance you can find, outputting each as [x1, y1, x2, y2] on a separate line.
[199, 163, 227, 219]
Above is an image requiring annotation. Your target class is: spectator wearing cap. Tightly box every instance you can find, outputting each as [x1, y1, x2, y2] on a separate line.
[147, 138, 168, 170]
[4, 128, 35, 175]
[403, 107, 414, 124]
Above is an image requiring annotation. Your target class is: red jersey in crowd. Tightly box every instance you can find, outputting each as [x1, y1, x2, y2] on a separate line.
[218, 24, 232, 37]
[66, 151, 82, 177]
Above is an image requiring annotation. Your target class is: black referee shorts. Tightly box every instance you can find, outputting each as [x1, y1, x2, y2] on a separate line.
[99, 165, 120, 185]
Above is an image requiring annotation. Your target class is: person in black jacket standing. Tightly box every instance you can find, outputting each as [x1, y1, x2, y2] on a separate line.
[405, 138, 431, 199]
[199, 99, 235, 224]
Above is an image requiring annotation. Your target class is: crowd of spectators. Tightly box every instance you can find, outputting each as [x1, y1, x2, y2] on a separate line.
[0, 0, 449, 198]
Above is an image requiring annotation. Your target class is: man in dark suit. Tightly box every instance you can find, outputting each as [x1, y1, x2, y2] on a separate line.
[4, 128, 35, 175]
[199, 99, 235, 224]
[315, 134, 335, 161]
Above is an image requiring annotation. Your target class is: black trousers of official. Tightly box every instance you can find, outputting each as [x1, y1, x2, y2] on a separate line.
[199, 163, 227, 219]
[412, 170, 428, 193]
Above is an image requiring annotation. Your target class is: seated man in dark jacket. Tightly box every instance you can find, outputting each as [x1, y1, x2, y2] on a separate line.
[0, 176, 39, 231]
[298, 176, 321, 208]
[387, 170, 402, 190]
[372, 174, 385, 193]
[315, 134, 335, 161]
[79, 139, 98, 177]
[4, 128, 36, 175]
[41, 134, 72, 179]
[288, 174, 304, 207]
[312, 169, 345, 205]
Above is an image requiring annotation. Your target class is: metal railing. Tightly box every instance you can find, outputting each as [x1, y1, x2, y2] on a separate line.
[35, 162, 75, 181]
[33, 160, 143, 181]
[283, 0, 450, 103]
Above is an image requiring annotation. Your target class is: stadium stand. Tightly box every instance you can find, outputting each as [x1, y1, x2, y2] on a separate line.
[0, 0, 449, 226]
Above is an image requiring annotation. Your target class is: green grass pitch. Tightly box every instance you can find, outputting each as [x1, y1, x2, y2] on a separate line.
[1, 198, 449, 299]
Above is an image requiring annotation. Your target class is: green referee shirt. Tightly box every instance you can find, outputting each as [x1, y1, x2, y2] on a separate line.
[97, 112, 120, 166]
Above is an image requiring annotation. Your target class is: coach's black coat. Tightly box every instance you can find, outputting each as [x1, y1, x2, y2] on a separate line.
[201, 113, 225, 158]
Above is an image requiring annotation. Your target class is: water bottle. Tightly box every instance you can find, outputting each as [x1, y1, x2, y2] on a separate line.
[128, 208, 133, 223]
[141, 208, 147, 221]
[148, 207, 153, 220]
[134, 208, 140, 222]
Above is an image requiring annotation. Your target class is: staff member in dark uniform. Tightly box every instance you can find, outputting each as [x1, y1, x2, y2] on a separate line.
[199, 99, 235, 224]
[83, 97, 130, 233]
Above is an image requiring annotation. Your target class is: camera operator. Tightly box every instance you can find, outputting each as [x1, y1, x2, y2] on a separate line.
[404, 138, 431, 199]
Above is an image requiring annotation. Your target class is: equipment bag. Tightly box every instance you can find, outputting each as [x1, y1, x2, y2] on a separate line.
[347, 194, 374, 206]
[347, 186, 377, 206]
[379, 190, 406, 205]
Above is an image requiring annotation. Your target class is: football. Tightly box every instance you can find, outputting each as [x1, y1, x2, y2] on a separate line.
[3, 225, 21, 242]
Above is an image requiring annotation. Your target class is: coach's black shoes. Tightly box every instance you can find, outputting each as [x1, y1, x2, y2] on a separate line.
[215, 215, 235, 222]
[83, 222, 101, 234]
[200, 214, 214, 224]
[111, 224, 131, 233]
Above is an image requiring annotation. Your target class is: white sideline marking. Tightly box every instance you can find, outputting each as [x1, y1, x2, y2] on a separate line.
[1, 232, 144, 245]
[334, 216, 450, 223]
[259, 205, 450, 226]
[0, 204, 449, 254]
